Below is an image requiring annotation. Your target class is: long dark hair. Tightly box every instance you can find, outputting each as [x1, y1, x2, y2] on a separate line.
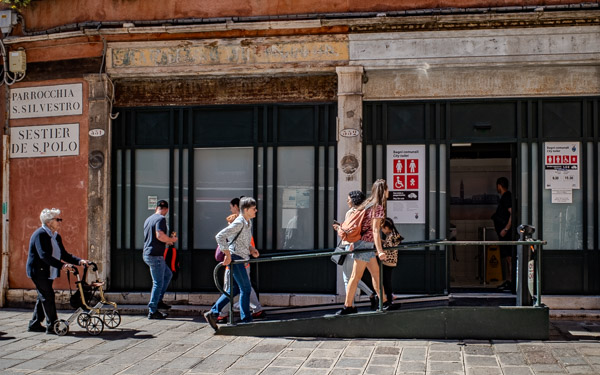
[358, 179, 388, 211]
[382, 217, 400, 236]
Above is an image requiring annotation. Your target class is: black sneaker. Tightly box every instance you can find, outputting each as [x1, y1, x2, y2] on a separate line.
[382, 301, 392, 311]
[27, 324, 46, 333]
[335, 306, 357, 315]
[369, 294, 378, 311]
[204, 311, 219, 331]
[158, 301, 172, 310]
[148, 311, 168, 320]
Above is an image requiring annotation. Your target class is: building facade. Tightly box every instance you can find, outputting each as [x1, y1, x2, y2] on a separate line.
[1, 0, 599, 307]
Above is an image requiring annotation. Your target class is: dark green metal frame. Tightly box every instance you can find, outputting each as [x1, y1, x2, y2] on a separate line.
[111, 104, 338, 293]
[364, 97, 600, 295]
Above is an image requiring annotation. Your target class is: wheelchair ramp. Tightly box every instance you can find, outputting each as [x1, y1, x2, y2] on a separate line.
[216, 305, 549, 340]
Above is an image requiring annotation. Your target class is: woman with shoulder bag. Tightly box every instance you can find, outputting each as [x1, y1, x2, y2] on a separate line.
[332, 190, 375, 307]
[336, 179, 389, 315]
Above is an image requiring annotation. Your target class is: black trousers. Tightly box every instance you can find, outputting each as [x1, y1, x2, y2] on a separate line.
[30, 277, 58, 328]
[382, 264, 395, 303]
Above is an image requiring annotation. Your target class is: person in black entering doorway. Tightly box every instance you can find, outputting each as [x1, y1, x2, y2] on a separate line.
[492, 177, 513, 292]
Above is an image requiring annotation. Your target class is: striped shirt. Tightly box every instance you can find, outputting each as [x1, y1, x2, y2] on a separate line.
[215, 215, 252, 260]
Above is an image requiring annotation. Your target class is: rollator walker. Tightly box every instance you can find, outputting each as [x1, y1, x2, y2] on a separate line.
[53, 262, 121, 336]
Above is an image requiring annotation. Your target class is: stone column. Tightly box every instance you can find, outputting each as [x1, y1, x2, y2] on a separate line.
[84, 74, 112, 284]
[336, 66, 364, 296]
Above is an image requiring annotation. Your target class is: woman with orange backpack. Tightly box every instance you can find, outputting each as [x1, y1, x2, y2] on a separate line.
[336, 179, 389, 315]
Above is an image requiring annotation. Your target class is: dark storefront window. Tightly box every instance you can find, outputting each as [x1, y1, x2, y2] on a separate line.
[364, 97, 599, 295]
[111, 104, 338, 293]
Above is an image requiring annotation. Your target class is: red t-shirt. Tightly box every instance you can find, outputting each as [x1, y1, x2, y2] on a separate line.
[360, 204, 385, 242]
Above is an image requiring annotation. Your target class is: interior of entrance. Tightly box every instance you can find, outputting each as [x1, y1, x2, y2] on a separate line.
[449, 143, 513, 291]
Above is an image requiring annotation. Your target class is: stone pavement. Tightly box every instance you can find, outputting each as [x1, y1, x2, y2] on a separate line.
[1, 308, 600, 375]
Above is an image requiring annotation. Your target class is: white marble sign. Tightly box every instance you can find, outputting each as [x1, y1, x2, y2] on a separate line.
[10, 123, 79, 158]
[10, 83, 83, 119]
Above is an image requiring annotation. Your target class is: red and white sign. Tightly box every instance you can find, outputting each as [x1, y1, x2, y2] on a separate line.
[387, 145, 425, 224]
[544, 142, 580, 190]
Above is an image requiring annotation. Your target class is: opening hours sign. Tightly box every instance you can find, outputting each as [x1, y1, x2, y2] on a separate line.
[544, 142, 580, 190]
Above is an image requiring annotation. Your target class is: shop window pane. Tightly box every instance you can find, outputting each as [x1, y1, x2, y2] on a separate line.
[125, 150, 131, 248]
[587, 143, 593, 249]
[277, 147, 314, 249]
[449, 102, 516, 139]
[542, 188, 583, 250]
[135, 149, 170, 249]
[520, 143, 529, 226]
[542, 101, 581, 138]
[116, 150, 122, 248]
[429, 144, 437, 240]
[193, 108, 254, 144]
[193, 147, 253, 249]
[328, 146, 335, 248]
[531, 143, 539, 232]
[173, 150, 189, 250]
[387, 104, 425, 141]
[135, 111, 170, 145]
[277, 106, 314, 143]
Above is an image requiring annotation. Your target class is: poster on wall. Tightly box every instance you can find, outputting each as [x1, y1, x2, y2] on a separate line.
[544, 142, 580, 190]
[387, 145, 425, 224]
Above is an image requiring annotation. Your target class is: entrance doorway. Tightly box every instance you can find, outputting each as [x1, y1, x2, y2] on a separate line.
[448, 143, 515, 291]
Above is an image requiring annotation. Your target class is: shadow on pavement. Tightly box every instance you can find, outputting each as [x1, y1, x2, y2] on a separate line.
[67, 328, 154, 340]
[0, 331, 16, 341]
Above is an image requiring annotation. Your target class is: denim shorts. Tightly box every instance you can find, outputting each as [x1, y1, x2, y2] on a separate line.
[351, 240, 376, 262]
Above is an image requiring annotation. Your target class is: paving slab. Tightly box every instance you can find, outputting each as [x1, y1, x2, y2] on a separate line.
[0, 307, 599, 375]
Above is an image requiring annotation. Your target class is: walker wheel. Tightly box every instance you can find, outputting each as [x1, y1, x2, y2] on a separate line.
[77, 313, 91, 328]
[103, 310, 121, 328]
[54, 320, 69, 336]
[86, 316, 104, 336]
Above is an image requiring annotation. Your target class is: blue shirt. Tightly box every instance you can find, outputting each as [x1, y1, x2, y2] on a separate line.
[42, 224, 61, 279]
[143, 213, 168, 256]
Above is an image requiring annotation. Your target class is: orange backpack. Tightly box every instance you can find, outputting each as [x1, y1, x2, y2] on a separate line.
[337, 204, 373, 243]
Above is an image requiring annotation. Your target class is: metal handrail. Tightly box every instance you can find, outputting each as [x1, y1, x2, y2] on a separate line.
[213, 239, 546, 324]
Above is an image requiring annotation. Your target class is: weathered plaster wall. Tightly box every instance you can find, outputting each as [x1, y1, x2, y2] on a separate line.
[17, 0, 598, 32]
[354, 26, 600, 99]
[8, 79, 89, 290]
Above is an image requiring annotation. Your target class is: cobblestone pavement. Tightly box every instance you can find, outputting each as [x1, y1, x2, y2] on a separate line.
[1, 308, 600, 375]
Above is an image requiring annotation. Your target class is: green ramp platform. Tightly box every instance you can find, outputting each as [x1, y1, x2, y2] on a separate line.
[216, 306, 549, 340]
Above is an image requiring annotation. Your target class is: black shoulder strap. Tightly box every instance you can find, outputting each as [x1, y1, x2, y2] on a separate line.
[230, 224, 245, 244]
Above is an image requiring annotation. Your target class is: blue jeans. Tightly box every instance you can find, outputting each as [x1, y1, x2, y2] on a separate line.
[211, 255, 252, 322]
[143, 254, 173, 314]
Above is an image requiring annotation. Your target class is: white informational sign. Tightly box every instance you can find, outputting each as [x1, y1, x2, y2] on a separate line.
[544, 142, 580, 190]
[282, 188, 310, 209]
[10, 83, 83, 119]
[148, 196, 158, 210]
[387, 145, 426, 224]
[551, 189, 572, 204]
[10, 123, 80, 158]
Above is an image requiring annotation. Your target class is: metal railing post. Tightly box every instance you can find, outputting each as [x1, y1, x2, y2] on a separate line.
[228, 264, 234, 325]
[536, 243, 542, 307]
[379, 260, 384, 311]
